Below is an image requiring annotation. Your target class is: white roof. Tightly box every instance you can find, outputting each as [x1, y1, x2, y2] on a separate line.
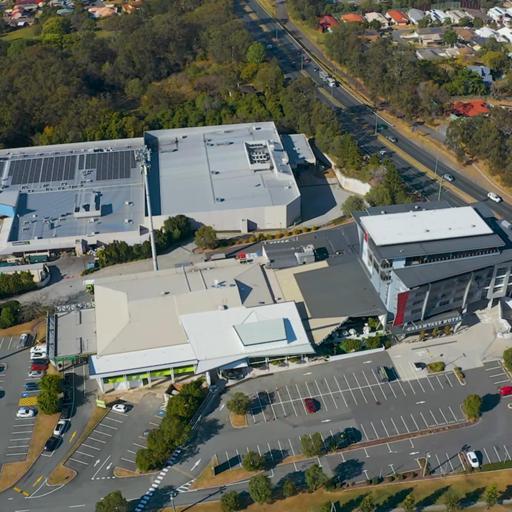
[147, 122, 302, 216]
[364, 12, 388, 23]
[361, 206, 492, 246]
[181, 302, 314, 373]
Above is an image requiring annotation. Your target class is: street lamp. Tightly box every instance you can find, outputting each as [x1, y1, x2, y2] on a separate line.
[169, 490, 178, 512]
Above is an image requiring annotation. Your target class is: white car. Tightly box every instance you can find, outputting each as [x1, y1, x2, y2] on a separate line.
[442, 173, 454, 182]
[19, 333, 30, 347]
[28, 370, 44, 378]
[379, 149, 388, 156]
[30, 344, 47, 354]
[17, 407, 36, 418]
[466, 451, 480, 469]
[487, 192, 502, 203]
[30, 351, 47, 360]
[53, 419, 68, 436]
[112, 403, 128, 414]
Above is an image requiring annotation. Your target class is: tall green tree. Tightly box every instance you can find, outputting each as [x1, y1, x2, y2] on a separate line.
[248, 475, 272, 504]
[462, 394, 482, 421]
[484, 485, 499, 509]
[305, 464, 328, 492]
[95, 491, 129, 512]
[246, 42, 266, 65]
[194, 225, 218, 250]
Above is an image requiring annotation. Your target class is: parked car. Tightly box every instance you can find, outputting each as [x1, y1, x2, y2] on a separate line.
[112, 403, 128, 414]
[466, 451, 480, 469]
[304, 398, 318, 414]
[386, 135, 398, 143]
[53, 419, 68, 436]
[17, 407, 36, 418]
[487, 191, 502, 203]
[442, 173, 454, 182]
[24, 381, 39, 391]
[30, 351, 47, 360]
[499, 385, 512, 397]
[377, 366, 389, 382]
[44, 435, 61, 452]
[28, 370, 44, 378]
[31, 362, 49, 371]
[378, 149, 388, 157]
[413, 362, 426, 371]
[30, 344, 46, 355]
[19, 333, 30, 347]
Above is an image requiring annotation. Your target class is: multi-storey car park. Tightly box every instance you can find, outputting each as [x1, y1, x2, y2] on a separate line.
[0, 122, 314, 256]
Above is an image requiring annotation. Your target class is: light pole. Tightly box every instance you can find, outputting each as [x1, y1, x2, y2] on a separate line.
[169, 490, 178, 512]
[438, 174, 444, 201]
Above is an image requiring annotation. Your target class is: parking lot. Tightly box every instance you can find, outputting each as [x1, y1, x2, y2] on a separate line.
[0, 334, 38, 464]
[65, 393, 164, 480]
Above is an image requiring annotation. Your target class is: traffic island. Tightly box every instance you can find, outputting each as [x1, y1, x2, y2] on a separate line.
[229, 412, 248, 429]
[47, 465, 76, 486]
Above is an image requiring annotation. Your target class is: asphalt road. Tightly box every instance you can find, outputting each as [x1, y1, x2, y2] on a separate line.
[238, 0, 512, 219]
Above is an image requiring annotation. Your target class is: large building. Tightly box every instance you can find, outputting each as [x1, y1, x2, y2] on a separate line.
[145, 122, 311, 232]
[0, 122, 313, 256]
[85, 260, 314, 390]
[353, 202, 512, 333]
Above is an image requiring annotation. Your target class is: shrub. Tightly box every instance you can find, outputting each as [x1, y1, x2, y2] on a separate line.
[305, 464, 328, 492]
[242, 450, 265, 471]
[282, 477, 297, 498]
[194, 225, 218, 250]
[504, 348, 512, 373]
[38, 374, 63, 415]
[96, 491, 128, 512]
[462, 394, 482, 421]
[342, 338, 361, 353]
[226, 392, 251, 416]
[454, 367, 465, 380]
[0, 272, 36, 300]
[342, 195, 366, 217]
[248, 475, 272, 504]
[221, 491, 242, 512]
[0, 300, 20, 328]
[365, 335, 382, 350]
[427, 361, 445, 373]
[300, 432, 324, 457]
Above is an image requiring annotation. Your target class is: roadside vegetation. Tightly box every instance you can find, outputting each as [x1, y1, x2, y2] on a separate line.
[135, 379, 206, 472]
[95, 490, 128, 512]
[0, 272, 37, 300]
[38, 374, 63, 415]
[0, 300, 22, 328]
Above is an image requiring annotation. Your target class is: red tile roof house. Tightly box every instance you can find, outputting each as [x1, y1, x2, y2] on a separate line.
[341, 13, 365, 23]
[386, 9, 409, 26]
[452, 100, 490, 117]
[319, 15, 339, 33]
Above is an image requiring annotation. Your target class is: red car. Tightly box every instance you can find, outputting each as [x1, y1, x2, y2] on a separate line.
[304, 398, 318, 414]
[31, 362, 49, 371]
[499, 385, 512, 397]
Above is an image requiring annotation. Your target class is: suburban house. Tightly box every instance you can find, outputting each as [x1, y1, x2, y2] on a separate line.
[467, 65, 493, 85]
[386, 9, 409, 25]
[319, 14, 339, 32]
[407, 8, 425, 24]
[341, 13, 364, 23]
[364, 11, 389, 28]
[452, 100, 490, 117]
[416, 26, 446, 46]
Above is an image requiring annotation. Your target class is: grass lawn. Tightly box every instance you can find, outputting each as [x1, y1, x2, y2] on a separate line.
[191, 457, 261, 490]
[0, 412, 59, 493]
[171, 469, 512, 512]
[1, 25, 39, 42]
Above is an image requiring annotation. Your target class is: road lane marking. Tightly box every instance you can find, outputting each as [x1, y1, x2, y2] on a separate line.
[32, 475, 43, 487]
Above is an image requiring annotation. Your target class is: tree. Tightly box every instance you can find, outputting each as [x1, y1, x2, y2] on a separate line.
[305, 464, 328, 492]
[402, 494, 416, 512]
[282, 477, 297, 498]
[226, 392, 251, 416]
[0, 305, 16, 328]
[221, 490, 241, 512]
[96, 491, 129, 512]
[194, 225, 218, 250]
[242, 450, 265, 471]
[300, 432, 324, 457]
[40, 374, 63, 395]
[503, 347, 512, 372]
[462, 394, 482, 421]
[37, 389, 61, 415]
[342, 196, 365, 217]
[442, 29, 458, 47]
[368, 19, 382, 31]
[359, 493, 377, 512]
[246, 42, 266, 65]
[484, 485, 498, 509]
[248, 475, 272, 504]
[444, 491, 461, 512]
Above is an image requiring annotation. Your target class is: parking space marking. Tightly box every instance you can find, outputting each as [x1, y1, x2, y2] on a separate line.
[370, 369, 387, 401]
[97, 423, 118, 431]
[430, 410, 440, 425]
[419, 412, 430, 428]
[362, 371, 379, 402]
[503, 445, 511, 460]
[295, 384, 308, 413]
[370, 421, 380, 439]
[389, 417, 400, 435]
[415, 378, 426, 393]
[352, 373, 368, 404]
[323, 378, 338, 409]
[493, 446, 502, 461]
[343, 375, 358, 404]
[433, 375, 443, 390]
[409, 413, 420, 431]
[103, 416, 123, 424]
[89, 437, 106, 444]
[76, 451, 94, 458]
[93, 430, 112, 437]
[275, 389, 288, 417]
[387, 381, 398, 399]
[400, 416, 411, 433]
[438, 408, 448, 424]
[284, 386, 299, 416]
[69, 458, 88, 465]
[82, 444, 101, 451]
[360, 423, 370, 441]
[265, 390, 278, 420]
[448, 406, 458, 422]
[121, 457, 135, 464]
[406, 380, 416, 395]
[332, 376, 348, 407]
[380, 419, 390, 437]
[133, 442, 145, 448]
[483, 447, 491, 463]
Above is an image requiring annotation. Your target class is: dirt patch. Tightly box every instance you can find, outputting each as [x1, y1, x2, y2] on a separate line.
[229, 413, 247, 429]
[114, 466, 143, 478]
[47, 464, 76, 485]
[0, 317, 44, 339]
[0, 411, 59, 493]
[192, 465, 258, 490]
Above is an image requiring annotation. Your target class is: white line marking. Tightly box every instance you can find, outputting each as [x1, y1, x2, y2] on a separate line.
[332, 375, 348, 408]
[370, 421, 380, 439]
[75, 451, 94, 458]
[285, 386, 299, 416]
[380, 419, 390, 437]
[389, 417, 400, 435]
[362, 371, 379, 402]
[448, 406, 458, 422]
[409, 414, 420, 430]
[360, 423, 370, 441]
[344, 375, 358, 404]
[69, 457, 88, 465]
[483, 447, 491, 463]
[400, 416, 410, 433]
[504, 445, 511, 461]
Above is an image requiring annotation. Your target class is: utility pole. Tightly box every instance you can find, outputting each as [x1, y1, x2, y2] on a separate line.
[170, 490, 178, 512]
[374, 112, 378, 135]
[137, 147, 159, 272]
[438, 174, 444, 201]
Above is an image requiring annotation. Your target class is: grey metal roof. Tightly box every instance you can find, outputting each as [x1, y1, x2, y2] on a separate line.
[145, 122, 301, 216]
[395, 249, 512, 288]
[295, 260, 387, 318]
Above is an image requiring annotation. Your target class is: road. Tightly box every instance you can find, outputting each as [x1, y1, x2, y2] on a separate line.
[239, 0, 512, 219]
